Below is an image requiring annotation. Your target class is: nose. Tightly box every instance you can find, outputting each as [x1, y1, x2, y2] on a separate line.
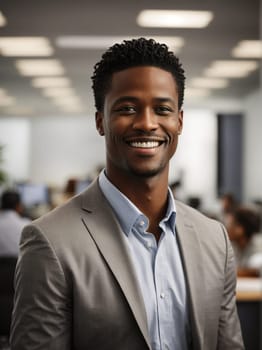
[132, 108, 158, 132]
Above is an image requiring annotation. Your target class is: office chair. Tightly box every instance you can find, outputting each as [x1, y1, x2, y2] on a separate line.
[0, 257, 17, 337]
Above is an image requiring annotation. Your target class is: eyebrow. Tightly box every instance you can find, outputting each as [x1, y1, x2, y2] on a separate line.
[154, 97, 176, 105]
[112, 96, 138, 106]
[112, 96, 176, 107]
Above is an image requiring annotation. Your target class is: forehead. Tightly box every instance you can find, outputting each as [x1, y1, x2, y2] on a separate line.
[108, 66, 178, 96]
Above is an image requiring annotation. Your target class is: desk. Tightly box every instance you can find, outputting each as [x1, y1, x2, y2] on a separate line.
[236, 278, 262, 350]
[237, 277, 262, 300]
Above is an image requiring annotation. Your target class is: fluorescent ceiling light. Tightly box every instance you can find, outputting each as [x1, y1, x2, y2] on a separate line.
[232, 40, 262, 58]
[0, 37, 53, 56]
[0, 11, 7, 27]
[31, 77, 71, 88]
[16, 59, 64, 76]
[41, 87, 76, 97]
[137, 10, 213, 28]
[189, 77, 228, 88]
[185, 88, 210, 98]
[204, 60, 259, 78]
[56, 35, 184, 52]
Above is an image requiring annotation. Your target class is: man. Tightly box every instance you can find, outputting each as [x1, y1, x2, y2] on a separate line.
[0, 189, 30, 256]
[10, 38, 244, 349]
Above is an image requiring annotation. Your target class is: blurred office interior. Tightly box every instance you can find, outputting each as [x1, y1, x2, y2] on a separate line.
[0, 1, 262, 348]
[0, 0, 261, 213]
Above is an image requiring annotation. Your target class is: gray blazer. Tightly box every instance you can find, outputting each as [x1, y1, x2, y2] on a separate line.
[10, 179, 244, 350]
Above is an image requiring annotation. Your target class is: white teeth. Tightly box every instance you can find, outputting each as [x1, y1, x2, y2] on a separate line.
[130, 141, 160, 148]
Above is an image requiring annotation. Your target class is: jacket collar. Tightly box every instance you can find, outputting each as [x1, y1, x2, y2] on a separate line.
[175, 201, 205, 350]
[81, 179, 151, 349]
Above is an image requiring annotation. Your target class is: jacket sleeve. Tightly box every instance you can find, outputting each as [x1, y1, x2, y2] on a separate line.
[217, 224, 245, 350]
[10, 224, 72, 350]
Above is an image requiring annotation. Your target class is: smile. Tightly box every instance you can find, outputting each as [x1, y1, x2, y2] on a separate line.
[128, 141, 162, 148]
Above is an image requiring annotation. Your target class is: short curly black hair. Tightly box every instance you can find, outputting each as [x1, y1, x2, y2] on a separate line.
[91, 37, 186, 112]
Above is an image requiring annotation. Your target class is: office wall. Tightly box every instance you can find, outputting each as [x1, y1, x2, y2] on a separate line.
[243, 87, 262, 202]
[0, 118, 30, 183]
[169, 109, 217, 206]
[29, 116, 105, 187]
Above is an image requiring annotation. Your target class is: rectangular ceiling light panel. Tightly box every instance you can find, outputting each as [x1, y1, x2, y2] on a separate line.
[0, 37, 53, 56]
[42, 87, 76, 97]
[190, 77, 228, 88]
[137, 10, 213, 28]
[204, 60, 259, 78]
[16, 59, 64, 76]
[232, 40, 262, 58]
[56, 35, 184, 52]
[31, 77, 71, 88]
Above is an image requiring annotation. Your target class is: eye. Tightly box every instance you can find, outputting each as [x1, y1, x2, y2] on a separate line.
[155, 105, 173, 115]
[114, 105, 136, 115]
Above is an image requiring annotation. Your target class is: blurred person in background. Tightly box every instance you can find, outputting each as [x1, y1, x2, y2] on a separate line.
[10, 38, 243, 350]
[218, 192, 237, 225]
[0, 189, 31, 257]
[226, 206, 262, 276]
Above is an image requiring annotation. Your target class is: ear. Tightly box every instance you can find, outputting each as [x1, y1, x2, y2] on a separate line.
[95, 111, 105, 136]
[177, 110, 183, 135]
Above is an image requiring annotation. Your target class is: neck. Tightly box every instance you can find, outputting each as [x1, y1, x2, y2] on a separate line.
[106, 169, 170, 239]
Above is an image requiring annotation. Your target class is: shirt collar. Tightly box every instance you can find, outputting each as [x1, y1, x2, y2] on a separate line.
[98, 170, 176, 235]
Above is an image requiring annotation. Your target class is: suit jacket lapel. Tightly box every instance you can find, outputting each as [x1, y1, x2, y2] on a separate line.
[81, 180, 151, 349]
[175, 202, 205, 350]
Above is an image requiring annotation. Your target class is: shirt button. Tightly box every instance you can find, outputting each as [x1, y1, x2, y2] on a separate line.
[146, 241, 152, 249]
[139, 220, 145, 227]
[160, 292, 165, 299]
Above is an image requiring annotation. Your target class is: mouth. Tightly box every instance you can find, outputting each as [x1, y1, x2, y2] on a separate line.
[126, 137, 166, 149]
[128, 141, 163, 148]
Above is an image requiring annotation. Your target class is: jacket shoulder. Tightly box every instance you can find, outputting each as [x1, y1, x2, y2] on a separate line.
[176, 200, 221, 227]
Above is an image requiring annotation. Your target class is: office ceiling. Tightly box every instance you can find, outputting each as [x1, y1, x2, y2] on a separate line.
[0, 0, 261, 117]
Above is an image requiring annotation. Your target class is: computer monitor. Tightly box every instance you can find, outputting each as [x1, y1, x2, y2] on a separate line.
[16, 183, 49, 208]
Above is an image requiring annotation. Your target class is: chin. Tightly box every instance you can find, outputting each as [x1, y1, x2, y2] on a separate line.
[128, 165, 166, 178]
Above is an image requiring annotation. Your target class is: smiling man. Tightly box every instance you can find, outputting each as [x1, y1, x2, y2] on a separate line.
[11, 38, 244, 350]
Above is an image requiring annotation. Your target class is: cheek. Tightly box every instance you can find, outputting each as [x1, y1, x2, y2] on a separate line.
[104, 117, 126, 134]
[104, 125, 122, 150]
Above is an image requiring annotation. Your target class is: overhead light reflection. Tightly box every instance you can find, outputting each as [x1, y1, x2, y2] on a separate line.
[0, 37, 53, 56]
[232, 40, 262, 58]
[204, 60, 259, 78]
[137, 10, 213, 28]
[16, 59, 64, 76]
[56, 35, 184, 52]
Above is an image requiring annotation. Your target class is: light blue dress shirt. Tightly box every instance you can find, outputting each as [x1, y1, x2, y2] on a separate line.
[99, 171, 191, 350]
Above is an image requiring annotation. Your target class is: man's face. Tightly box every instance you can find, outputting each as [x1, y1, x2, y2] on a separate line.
[96, 66, 183, 181]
